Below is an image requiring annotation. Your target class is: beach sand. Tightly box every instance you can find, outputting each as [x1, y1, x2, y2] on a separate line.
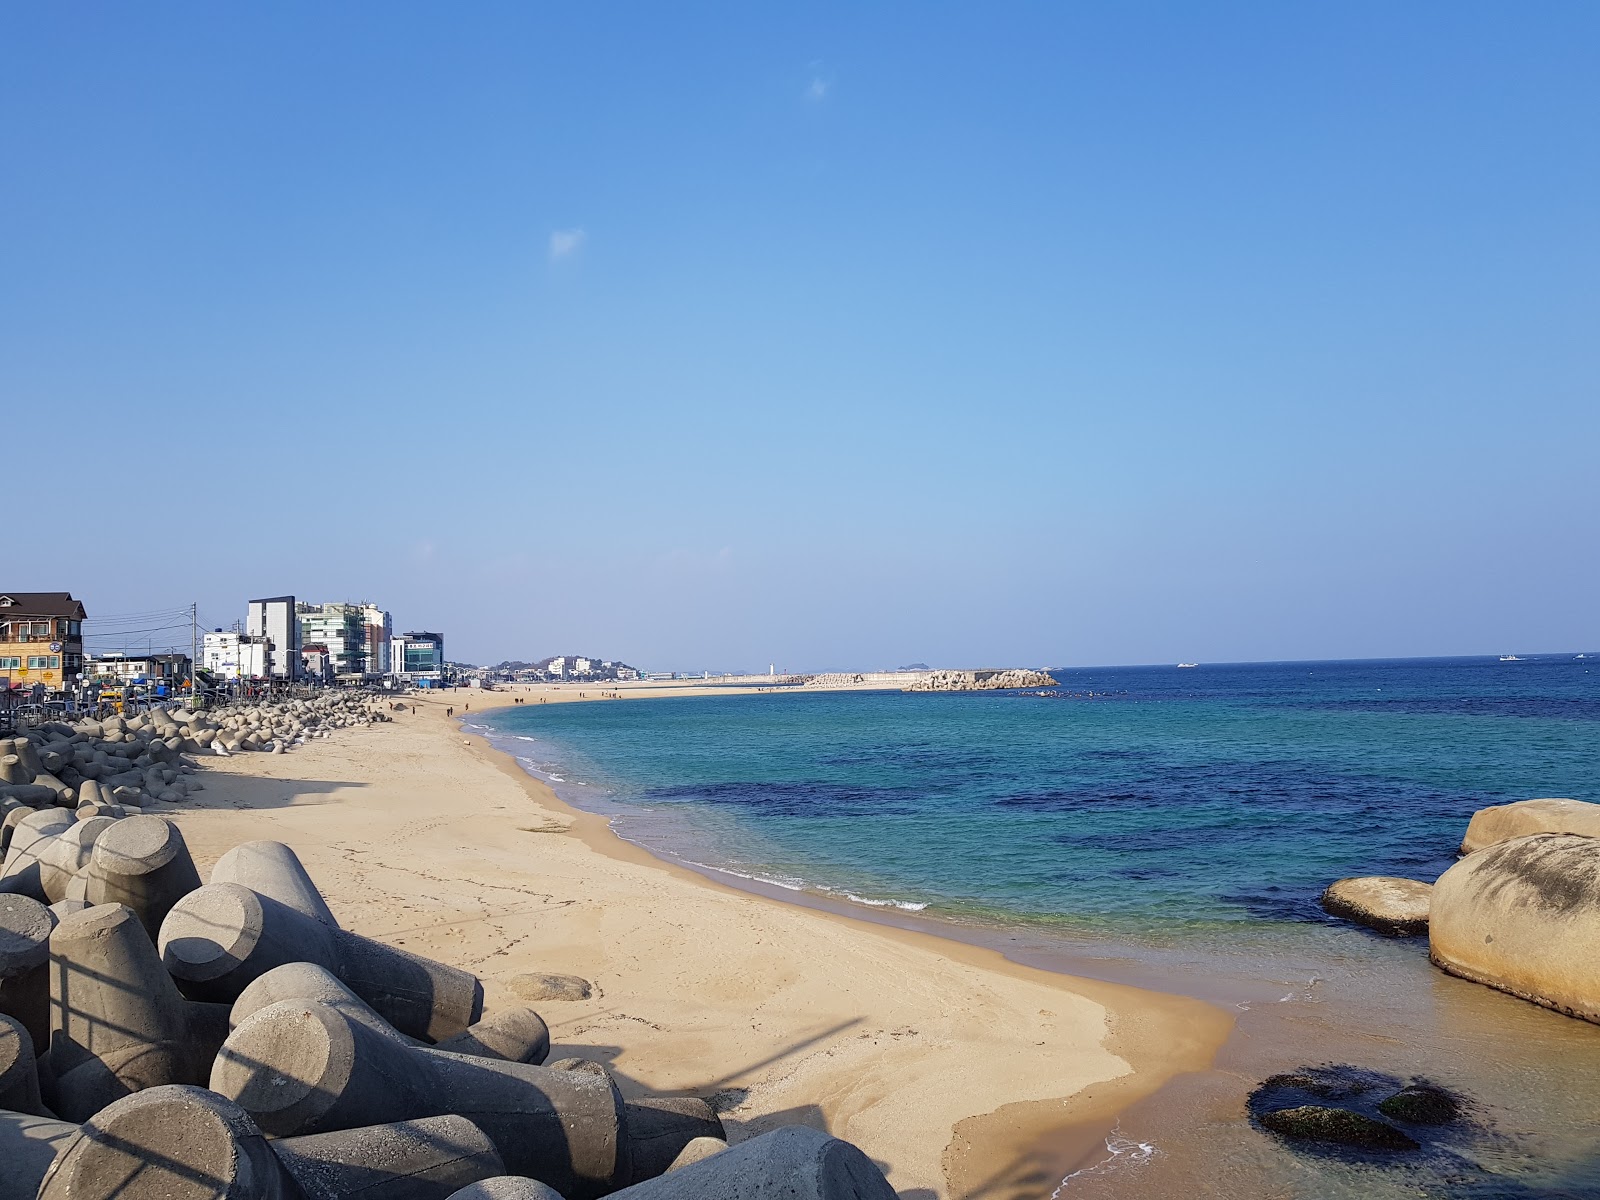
[166, 683, 1231, 1198]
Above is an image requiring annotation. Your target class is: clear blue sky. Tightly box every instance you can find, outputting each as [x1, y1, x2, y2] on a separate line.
[5, 4, 1596, 670]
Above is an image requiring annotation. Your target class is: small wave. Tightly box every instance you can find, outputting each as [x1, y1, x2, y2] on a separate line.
[548, 774, 566, 783]
[844, 896, 934, 915]
[514, 735, 538, 742]
[682, 859, 810, 893]
[1052, 1127, 1159, 1196]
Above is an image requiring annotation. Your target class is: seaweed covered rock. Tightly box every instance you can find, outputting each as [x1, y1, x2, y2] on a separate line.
[1257, 1105, 1419, 1151]
[1377, 1083, 1459, 1125]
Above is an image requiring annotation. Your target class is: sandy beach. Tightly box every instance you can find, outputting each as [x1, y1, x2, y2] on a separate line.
[164, 683, 1231, 1198]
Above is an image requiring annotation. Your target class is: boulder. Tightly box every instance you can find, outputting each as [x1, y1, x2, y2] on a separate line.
[1377, 1083, 1459, 1125]
[1257, 1105, 1419, 1150]
[1320, 876, 1432, 936]
[508, 971, 593, 1002]
[1430, 833, 1600, 1023]
[1460, 798, 1600, 854]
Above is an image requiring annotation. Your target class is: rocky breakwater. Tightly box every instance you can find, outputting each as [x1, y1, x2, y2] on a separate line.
[0, 694, 389, 815]
[905, 668, 1057, 692]
[0, 807, 897, 1200]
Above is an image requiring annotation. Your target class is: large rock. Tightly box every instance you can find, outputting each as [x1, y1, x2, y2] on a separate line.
[1320, 877, 1432, 936]
[508, 971, 593, 1002]
[1257, 1105, 1418, 1150]
[1460, 798, 1600, 854]
[1430, 833, 1600, 1023]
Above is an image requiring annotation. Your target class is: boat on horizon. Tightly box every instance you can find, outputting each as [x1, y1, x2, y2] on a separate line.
[1500, 654, 1522, 662]
[1177, 662, 1199, 668]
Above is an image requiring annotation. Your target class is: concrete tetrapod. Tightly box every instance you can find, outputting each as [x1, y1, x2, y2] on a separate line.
[66, 814, 202, 939]
[446, 1180, 566, 1200]
[233, 962, 550, 1065]
[0, 1011, 47, 1114]
[606, 1126, 897, 1200]
[46, 902, 231, 1121]
[37, 1084, 508, 1200]
[0, 1110, 79, 1200]
[0, 892, 55, 1052]
[161, 878, 484, 1042]
[209, 838, 339, 924]
[213, 995, 631, 1198]
[0, 809, 75, 901]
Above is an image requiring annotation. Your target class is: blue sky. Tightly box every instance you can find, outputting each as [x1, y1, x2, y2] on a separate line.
[5, 4, 1597, 669]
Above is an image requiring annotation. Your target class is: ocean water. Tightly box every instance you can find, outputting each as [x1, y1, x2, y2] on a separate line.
[476, 656, 1600, 1199]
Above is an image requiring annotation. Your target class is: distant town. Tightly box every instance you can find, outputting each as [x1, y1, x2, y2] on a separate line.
[0, 590, 655, 714]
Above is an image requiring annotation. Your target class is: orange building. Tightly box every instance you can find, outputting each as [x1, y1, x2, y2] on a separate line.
[0, 592, 87, 692]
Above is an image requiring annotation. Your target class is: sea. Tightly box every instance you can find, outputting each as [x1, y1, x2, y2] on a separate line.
[472, 656, 1600, 1200]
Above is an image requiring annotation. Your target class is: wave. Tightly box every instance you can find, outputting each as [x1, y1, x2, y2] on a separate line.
[1052, 1127, 1159, 1196]
[841, 892, 929, 912]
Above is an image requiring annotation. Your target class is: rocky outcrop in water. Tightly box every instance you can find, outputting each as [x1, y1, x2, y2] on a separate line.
[1320, 877, 1432, 936]
[1429, 831, 1600, 1023]
[904, 669, 1056, 692]
[1459, 797, 1600, 854]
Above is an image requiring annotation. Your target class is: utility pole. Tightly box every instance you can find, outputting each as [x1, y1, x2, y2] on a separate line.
[190, 602, 198, 708]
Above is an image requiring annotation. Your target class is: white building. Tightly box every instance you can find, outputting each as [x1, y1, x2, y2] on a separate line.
[362, 604, 393, 675]
[548, 656, 567, 678]
[574, 657, 593, 675]
[247, 596, 299, 680]
[202, 632, 271, 681]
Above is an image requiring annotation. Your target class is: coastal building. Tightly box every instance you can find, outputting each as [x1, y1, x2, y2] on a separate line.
[575, 656, 594, 675]
[391, 631, 445, 685]
[246, 597, 299, 681]
[202, 631, 271, 681]
[300, 644, 333, 683]
[362, 604, 392, 675]
[295, 603, 368, 676]
[547, 656, 567, 679]
[87, 653, 191, 689]
[0, 592, 87, 693]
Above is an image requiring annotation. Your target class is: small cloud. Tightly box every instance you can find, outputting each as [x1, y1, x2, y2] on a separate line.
[548, 228, 586, 261]
[804, 60, 832, 102]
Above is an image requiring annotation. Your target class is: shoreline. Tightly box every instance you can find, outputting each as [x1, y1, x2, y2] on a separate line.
[165, 683, 1233, 1198]
[448, 682, 1600, 1200]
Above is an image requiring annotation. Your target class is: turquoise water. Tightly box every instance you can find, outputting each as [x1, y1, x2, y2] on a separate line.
[475, 656, 1600, 1199]
[478, 656, 1600, 941]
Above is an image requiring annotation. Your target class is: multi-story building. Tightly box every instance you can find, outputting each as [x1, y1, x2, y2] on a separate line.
[0, 592, 87, 692]
[295, 603, 368, 676]
[361, 604, 392, 676]
[391, 631, 445, 684]
[547, 656, 567, 679]
[300, 644, 333, 684]
[247, 597, 299, 681]
[202, 631, 271, 681]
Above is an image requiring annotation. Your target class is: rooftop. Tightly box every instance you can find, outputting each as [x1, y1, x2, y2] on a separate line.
[0, 592, 87, 619]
